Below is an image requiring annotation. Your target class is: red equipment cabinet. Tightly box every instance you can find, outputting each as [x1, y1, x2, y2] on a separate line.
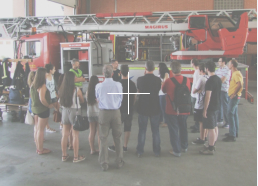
[78, 50, 89, 61]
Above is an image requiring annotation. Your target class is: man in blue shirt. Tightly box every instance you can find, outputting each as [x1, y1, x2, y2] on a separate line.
[95, 64, 124, 171]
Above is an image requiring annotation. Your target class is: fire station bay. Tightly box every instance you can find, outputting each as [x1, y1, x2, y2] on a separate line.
[0, 0, 257, 186]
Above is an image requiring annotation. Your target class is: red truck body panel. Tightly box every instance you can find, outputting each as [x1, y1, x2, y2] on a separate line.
[19, 32, 73, 71]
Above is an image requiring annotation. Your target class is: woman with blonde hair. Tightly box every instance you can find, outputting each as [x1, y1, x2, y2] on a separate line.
[27, 71, 37, 142]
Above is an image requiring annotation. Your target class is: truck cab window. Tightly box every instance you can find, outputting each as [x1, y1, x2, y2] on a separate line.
[26, 41, 41, 58]
[209, 17, 236, 37]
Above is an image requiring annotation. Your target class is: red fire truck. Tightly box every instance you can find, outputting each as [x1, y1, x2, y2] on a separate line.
[0, 9, 256, 101]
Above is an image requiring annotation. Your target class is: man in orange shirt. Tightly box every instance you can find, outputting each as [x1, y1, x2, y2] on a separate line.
[162, 61, 191, 157]
[223, 59, 243, 142]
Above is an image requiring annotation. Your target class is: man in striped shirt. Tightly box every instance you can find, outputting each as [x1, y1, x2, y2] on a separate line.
[215, 57, 231, 128]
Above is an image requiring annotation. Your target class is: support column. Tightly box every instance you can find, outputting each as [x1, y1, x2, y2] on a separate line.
[25, 0, 35, 16]
[75, 0, 90, 14]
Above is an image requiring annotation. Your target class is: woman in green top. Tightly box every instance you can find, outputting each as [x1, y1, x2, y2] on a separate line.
[30, 68, 54, 155]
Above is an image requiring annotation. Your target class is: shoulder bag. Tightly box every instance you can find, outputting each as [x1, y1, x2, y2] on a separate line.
[25, 110, 34, 125]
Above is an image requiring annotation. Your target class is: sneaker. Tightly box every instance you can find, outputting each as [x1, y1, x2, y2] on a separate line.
[117, 160, 125, 169]
[101, 163, 109, 171]
[161, 123, 168, 128]
[204, 141, 209, 148]
[108, 145, 116, 152]
[217, 122, 224, 127]
[46, 128, 56, 133]
[169, 149, 181, 157]
[155, 153, 160, 157]
[222, 124, 229, 128]
[136, 153, 142, 158]
[225, 133, 238, 137]
[192, 138, 205, 145]
[181, 148, 187, 153]
[191, 128, 200, 133]
[199, 148, 214, 155]
[222, 136, 236, 142]
[123, 146, 127, 152]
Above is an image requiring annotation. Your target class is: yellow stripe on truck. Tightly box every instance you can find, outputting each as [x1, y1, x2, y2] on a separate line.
[129, 67, 195, 70]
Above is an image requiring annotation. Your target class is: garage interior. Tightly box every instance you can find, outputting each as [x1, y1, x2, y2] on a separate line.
[0, 0, 257, 186]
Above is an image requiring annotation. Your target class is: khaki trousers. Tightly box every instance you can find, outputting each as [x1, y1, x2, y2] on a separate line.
[98, 109, 123, 165]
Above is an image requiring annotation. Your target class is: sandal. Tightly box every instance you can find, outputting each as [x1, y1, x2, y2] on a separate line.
[46, 128, 56, 133]
[62, 155, 70, 162]
[37, 148, 51, 155]
[161, 123, 168, 128]
[73, 155, 86, 163]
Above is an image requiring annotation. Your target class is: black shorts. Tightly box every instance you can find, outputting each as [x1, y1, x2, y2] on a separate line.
[194, 109, 203, 122]
[51, 98, 58, 104]
[34, 109, 50, 119]
[203, 110, 218, 129]
[121, 112, 133, 132]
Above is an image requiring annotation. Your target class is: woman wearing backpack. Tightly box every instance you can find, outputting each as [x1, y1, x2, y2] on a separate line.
[59, 71, 85, 163]
[158, 63, 170, 127]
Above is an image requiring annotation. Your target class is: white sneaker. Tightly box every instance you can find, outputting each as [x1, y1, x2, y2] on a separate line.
[217, 122, 224, 127]
[46, 128, 57, 133]
[222, 124, 229, 128]
[204, 141, 209, 148]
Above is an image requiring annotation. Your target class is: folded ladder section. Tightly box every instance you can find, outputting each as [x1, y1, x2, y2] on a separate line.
[0, 9, 256, 39]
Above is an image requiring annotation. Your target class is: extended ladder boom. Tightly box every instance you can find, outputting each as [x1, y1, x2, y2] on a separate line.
[0, 9, 256, 39]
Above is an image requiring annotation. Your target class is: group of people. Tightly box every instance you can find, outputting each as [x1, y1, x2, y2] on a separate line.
[27, 57, 243, 171]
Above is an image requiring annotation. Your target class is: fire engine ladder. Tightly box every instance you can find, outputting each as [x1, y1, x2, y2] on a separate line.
[0, 9, 257, 39]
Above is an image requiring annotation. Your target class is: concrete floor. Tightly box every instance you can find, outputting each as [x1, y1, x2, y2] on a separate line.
[0, 81, 257, 186]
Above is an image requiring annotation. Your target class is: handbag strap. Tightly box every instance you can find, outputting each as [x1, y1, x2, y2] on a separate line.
[75, 87, 78, 112]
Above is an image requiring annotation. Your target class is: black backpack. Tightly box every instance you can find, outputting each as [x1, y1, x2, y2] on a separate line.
[170, 77, 191, 113]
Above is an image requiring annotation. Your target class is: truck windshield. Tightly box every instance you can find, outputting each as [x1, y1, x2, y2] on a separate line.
[208, 17, 236, 37]
[26, 41, 41, 58]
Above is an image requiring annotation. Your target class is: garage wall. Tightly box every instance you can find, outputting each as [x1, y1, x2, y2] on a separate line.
[91, 0, 115, 13]
[245, 0, 257, 9]
[90, 0, 256, 13]
[116, 0, 213, 12]
[91, 0, 213, 13]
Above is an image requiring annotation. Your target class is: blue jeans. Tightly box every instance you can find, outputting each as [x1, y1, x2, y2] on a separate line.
[218, 91, 229, 123]
[228, 97, 240, 137]
[159, 95, 166, 123]
[166, 114, 188, 154]
[136, 114, 161, 155]
[191, 97, 199, 130]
